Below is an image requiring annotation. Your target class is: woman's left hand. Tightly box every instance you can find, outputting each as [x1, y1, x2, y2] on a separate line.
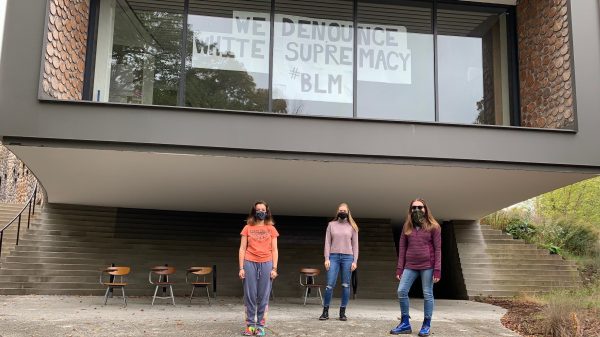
[433, 277, 440, 283]
[270, 270, 278, 279]
[351, 263, 357, 271]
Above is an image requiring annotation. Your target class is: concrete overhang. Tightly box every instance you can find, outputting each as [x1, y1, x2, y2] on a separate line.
[6, 142, 597, 220]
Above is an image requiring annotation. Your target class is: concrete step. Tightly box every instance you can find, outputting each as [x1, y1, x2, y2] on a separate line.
[458, 249, 556, 257]
[456, 238, 518, 243]
[0, 262, 101, 270]
[459, 256, 568, 263]
[461, 263, 577, 272]
[6, 251, 395, 262]
[467, 284, 579, 292]
[455, 221, 581, 298]
[465, 290, 551, 298]
[466, 278, 576, 289]
[0, 269, 107, 276]
[37, 214, 392, 230]
[458, 251, 559, 258]
[463, 274, 579, 282]
[462, 270, 580, 278]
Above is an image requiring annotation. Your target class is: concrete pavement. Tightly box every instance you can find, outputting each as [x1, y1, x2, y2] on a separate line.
[0, 295, 519, 337]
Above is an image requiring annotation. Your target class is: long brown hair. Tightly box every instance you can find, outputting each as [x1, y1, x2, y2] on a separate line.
[332, 202, 359, 232]
[246, 200, 275, 226]
[403, 198, 439, 235]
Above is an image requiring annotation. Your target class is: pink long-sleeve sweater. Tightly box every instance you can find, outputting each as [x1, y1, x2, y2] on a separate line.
[324, 220, 359, 263]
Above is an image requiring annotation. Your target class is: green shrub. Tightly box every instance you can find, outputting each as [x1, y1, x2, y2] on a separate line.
[506, 220, 536, 241]
[536, 218, 600, 257]
[481, 207, 531, 233]
[542, 243, 562, 255]
[562, 223, 599, 256]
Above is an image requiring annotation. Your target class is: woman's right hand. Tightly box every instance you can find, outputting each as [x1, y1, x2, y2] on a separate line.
[396, 274, 401, 281]
[324, 260, 330, 271]
[239, 269, 245, 279]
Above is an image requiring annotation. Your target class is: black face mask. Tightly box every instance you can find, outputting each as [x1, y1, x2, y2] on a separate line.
[411, 210, 425, 225]
[337, 212, 348, 220]
[255, 211, 267, 220]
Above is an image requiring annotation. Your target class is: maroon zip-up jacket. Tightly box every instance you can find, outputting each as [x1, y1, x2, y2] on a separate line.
[396, 226, 442, 279]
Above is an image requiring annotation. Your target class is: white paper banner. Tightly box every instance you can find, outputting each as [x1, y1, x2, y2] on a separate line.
[192, 12, 270, 73]
[191, 11, 411, 103]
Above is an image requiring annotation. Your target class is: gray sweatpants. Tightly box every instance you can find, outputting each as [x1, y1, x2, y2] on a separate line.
[243, 260, 273, 327]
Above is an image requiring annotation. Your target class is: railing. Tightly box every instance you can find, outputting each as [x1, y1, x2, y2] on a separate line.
[0, 183, 39, 260]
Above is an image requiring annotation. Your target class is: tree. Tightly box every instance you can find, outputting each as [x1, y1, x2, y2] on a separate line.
[110, 9, 283, 111]
[534, 176, 600, 228]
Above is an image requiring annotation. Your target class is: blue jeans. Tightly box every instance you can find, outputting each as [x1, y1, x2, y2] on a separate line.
[323, 253, 353, 307]
[397, 269, 434, 319]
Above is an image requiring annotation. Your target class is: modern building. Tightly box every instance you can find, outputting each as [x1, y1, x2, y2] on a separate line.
[0, 0, 598, 299]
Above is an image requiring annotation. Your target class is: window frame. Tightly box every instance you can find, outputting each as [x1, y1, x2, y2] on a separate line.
[83, 0, 520, 126]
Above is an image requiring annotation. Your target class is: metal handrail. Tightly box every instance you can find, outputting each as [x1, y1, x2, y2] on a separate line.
[0, 183, 39, 260]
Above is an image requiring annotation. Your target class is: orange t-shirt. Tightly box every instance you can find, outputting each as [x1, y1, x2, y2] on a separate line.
[241, 224, 279, 262]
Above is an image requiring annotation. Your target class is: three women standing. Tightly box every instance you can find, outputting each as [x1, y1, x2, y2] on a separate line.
[390, 199, 441, 336]
[239, 201, 279, 336]
[319, 203, 359, 321]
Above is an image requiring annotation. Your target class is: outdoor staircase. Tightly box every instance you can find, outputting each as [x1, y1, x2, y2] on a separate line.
[0, 204, 397, 299]
[0, 203, 32, 262]
[454, 221, 581, 298]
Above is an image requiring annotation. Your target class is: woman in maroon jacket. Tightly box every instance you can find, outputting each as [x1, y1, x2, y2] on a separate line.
[390, 198, 441, 337]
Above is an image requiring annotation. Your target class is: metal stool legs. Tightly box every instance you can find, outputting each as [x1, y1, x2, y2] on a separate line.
[152, 284, 175, 305]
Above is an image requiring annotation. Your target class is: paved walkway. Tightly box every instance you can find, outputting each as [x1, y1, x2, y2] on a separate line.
[0, 295, 519, 337]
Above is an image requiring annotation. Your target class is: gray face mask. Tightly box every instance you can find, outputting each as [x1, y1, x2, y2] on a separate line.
[411, 210, 425, 225]
[255, 211, 267, 220]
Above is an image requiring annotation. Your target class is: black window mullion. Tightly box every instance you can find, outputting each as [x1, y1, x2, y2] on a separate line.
[83, 0, 101, 101]
[433, 0, 439, 122]
[506, 7, 520, 126]
[177, 0, 190, 107]
[268, 0, 275, 112]
[353, 0, 358, 118]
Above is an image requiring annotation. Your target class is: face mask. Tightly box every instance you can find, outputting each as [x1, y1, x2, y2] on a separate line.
[255, 211, 267, 220]
[411, 210, 425, 225]
[337, 212, 348, 220]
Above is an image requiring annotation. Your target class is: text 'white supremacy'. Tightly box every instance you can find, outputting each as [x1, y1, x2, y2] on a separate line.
[193, 15, 411, 72]
[192, 11, 412, 102]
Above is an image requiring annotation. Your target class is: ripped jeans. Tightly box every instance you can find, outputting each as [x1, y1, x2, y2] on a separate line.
[323, 253, 353, 307]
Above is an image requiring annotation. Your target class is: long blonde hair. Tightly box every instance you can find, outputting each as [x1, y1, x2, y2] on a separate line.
[403, 198, 439, 235]
[332, 202, 359, 232]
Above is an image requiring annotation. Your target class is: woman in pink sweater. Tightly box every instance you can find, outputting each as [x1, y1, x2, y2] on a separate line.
[390, 198, 441, 337]
[318, 203, 359, 322]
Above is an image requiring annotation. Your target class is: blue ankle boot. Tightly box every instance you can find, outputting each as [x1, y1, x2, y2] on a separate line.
[418, 318, 431, 336]
[390, 315, 411, 335]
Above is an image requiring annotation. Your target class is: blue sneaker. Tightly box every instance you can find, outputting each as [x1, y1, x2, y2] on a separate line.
[418, 318, 431, 336]
[390, 315, 412, 334]
[255, 326, 266, 336]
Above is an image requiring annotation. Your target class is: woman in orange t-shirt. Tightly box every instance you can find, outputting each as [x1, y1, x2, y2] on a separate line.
[238, 200, 279, 336]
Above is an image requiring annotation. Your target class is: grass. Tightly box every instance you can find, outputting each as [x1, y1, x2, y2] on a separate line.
[536, 254, 600, 309]
[531, 256, 599, 337]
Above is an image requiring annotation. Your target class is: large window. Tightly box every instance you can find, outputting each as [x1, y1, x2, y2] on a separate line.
[272, 0, 354, 117]
[90, 0, 518, 126]
[93, 0, 183, 106]
[357, 0, 434, 121]
[437, 4, 511, 125]
[185, 0, 271, 111]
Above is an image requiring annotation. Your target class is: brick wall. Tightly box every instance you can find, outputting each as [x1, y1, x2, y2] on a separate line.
[41, 0, 90, 100]
[0, 145, 38, 204]
[517, 0, 575, 129]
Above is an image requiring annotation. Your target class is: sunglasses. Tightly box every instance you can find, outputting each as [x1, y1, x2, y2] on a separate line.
[411, 205, 425, 210]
